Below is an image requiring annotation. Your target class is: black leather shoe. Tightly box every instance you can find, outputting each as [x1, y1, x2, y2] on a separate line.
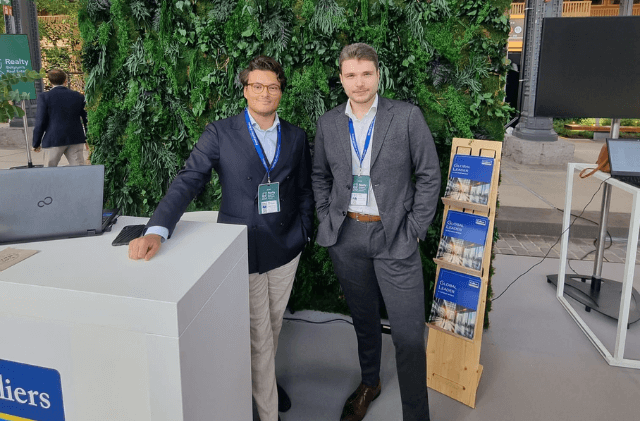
[277, 383, 291, 413]
[340, 381, 381, 421]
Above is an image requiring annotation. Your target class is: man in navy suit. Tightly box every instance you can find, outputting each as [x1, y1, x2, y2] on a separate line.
[32, 69, 88, 167]
[128, 56, 314, 421]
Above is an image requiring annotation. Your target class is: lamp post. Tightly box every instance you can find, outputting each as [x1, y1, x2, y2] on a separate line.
[512, 0, 562, 142]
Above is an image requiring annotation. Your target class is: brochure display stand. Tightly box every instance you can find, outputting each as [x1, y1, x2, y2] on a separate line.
[426, 138, 502, 408]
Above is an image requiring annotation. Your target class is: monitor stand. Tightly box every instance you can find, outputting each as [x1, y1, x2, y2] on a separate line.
[548, 118, 640, 329]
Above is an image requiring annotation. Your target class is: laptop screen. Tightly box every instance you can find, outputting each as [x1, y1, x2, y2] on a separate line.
[606, 139, 640, 177]
[0, 165, 105, 244]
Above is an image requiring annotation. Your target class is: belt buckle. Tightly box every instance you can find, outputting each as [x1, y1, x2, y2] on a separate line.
[355, 212, 360, 221]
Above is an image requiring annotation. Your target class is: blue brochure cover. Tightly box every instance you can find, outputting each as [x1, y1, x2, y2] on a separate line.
[436, 211, 489, 271]
[428, 268, 482, 339]
[444, 155, 494, 205]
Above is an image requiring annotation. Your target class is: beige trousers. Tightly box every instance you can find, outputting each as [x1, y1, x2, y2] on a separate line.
[249, 253, 301, 421]
[44, 143, 86, 167]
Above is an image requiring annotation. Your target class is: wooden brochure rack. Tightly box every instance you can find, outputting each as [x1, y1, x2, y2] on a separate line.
[426, 138, 502, 408]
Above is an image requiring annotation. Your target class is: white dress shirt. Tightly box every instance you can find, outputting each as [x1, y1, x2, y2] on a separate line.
[346, 94, 379, 216]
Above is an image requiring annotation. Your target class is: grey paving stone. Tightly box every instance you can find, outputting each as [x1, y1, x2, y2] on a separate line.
[511, 246, 528, 255]
[546, 250, 560, 258]
[603, 252, 623, 263]
[505, 238, 522, 247]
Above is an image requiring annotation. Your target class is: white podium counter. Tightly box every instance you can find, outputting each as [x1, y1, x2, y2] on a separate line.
[0, 216, 251, 421]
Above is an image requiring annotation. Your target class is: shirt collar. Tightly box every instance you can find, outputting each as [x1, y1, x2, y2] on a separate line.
[51, 85, 65, 89]
[246, 108, 280, 132]
[345, 94, 379, 121]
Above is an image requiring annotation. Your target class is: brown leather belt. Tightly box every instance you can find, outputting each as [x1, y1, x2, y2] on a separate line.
[347, 211, 381, 222]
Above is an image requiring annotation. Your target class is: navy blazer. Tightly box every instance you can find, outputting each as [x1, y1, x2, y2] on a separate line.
[148, 112, 315, 274]
[32, 86, 88, 149]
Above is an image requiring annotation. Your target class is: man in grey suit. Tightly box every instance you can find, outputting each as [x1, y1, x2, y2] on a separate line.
[311, 43, 441, 421]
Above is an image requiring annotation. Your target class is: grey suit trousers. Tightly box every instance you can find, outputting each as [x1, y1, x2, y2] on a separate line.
[328, 217, 430, 421]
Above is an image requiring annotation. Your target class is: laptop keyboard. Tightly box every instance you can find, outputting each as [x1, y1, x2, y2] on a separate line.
[615, 175, 640, 188]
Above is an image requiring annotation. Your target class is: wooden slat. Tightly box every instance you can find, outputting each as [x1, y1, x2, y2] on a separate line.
[563, 1, 591, 17]
[565, 124, 640, 133]
[510, 3, 525, 15]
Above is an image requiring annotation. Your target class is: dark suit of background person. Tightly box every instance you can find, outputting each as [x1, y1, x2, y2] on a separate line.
[128, 56, 314, 421]
[32, 69, 88, 167]
[311, 43, 441, 421]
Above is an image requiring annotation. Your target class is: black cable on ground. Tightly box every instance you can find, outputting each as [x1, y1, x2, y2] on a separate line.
[283, 317, 393, 334]
[492, 177, 610, 302]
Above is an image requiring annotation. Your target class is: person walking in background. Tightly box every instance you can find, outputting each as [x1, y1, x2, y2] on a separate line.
[32, 69, 88, 167]
[128, 56, 314, 421]
[311, 43, 441, 421]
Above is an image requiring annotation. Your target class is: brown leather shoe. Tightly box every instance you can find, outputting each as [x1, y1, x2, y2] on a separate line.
[340, 381, 381, 421]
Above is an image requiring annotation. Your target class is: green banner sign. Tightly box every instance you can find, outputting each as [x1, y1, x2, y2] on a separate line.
[0, 34, 36, 99]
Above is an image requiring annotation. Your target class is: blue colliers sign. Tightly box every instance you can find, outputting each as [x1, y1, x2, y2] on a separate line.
[0, 359, 65, 421]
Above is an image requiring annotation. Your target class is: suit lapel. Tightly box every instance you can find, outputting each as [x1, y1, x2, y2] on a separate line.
[370, 98, 393, 167]
[230, 112, 267, 177]
[333, 106, 353, 167]
[266, 119, 294, 184]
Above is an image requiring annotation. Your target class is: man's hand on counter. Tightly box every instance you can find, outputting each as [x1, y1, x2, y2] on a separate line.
[128, 234, 162, 261]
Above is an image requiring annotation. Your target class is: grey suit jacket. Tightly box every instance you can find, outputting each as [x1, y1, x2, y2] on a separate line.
[311, 97, 441, 259]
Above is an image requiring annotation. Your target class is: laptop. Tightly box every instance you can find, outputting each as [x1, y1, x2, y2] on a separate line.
[606, 138, 640, 188]
[0, 165, 105, 244]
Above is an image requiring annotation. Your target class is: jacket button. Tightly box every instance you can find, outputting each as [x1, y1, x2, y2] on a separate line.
[342, 211, 346, 216]
[346, 184, 351, 189]
[247, 177, 252, 180]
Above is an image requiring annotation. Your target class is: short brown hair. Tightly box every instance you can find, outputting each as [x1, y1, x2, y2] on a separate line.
[238, 56, 287, 92]
[47, 69, 67, 85]
[339, 43, 379, 73]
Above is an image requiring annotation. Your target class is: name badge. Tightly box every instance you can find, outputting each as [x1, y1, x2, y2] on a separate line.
[350, 175, 370, 206]
[258, 182, 280, 214]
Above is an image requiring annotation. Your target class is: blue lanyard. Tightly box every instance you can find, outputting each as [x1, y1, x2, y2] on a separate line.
[348, 116, 376, 169]
[244, 108, 281, 183]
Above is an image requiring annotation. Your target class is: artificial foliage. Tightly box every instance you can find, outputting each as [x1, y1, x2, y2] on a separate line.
[36, 1, 84, 90]
[78, 0, 512, 322]
[0, 70, 45, 123]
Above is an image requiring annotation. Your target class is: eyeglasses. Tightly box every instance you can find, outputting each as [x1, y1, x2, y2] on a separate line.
[247, 83, 281, 95]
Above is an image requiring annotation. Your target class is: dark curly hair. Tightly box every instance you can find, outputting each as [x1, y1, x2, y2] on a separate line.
[238, 56, 287, 92]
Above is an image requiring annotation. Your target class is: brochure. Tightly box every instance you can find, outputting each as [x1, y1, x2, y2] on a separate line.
[428, 268, 482, 339]
[444, 155, 494, 205]
[435, 211, 489, 271]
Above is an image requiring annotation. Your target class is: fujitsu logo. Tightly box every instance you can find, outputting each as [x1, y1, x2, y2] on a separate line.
[0, 374, 51, 409]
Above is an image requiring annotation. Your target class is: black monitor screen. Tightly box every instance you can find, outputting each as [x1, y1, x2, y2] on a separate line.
[535, 16, 640, 119]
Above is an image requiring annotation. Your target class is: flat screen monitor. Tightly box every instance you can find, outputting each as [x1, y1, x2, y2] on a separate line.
[534, 16, 640, 119]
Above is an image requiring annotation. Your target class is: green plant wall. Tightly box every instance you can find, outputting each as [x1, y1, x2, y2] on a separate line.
[79, 0, 512, 321]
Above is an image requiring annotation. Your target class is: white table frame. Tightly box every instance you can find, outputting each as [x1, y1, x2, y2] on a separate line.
[557, 163, 640, 369]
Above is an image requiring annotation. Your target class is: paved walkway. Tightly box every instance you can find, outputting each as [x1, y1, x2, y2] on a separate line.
[495, 233, 640, 264]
